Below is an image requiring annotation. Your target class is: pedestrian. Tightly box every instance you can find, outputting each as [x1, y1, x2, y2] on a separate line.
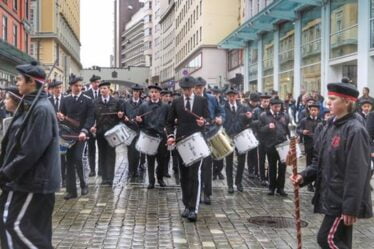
[0, 61, 61, 249]
[290, 82, 372, 249]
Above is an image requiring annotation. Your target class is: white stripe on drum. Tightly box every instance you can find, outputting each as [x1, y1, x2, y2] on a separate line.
[3, 191, 14, 249]
[13, 193, 38, 249]
[195, 159, 203, 213]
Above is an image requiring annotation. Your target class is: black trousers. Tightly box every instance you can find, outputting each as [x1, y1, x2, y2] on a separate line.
[127, 136, 140, 176]
[66, 141, 87, 196]
[172, 149, 179, 172]
[87, 135, 97, 174]
[267, 147, 286, 191]
[0, 190, 55, 249]
[247, 147, 258, 176]
[97, 134, 116, 184]
[305, 144, 313, 166]
[201, 156, 213, 196]
[147, 137, 167, 184]
[61, 154, 66, 184]
[178, 153, 203, 213]
[258, 143, 267, 181]
[225, 151, 246, 188]
[317, 215, 353, 249]
[213, 159, 224, 176]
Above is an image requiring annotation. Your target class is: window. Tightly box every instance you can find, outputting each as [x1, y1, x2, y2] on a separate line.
[3, 15, 8, 41]
[200, 1, 202, 15]
[278, 22, 294, 99]
[262, 32, 274, 93]
[228, 49, 243, 70]
[13, 0, 18, 10]
[26, 0, 29, 18]
[13, 24, 17, 47]
[25, 33, 28, 53]
[200, 27, 202, 41]
[370, 0, 374, 47]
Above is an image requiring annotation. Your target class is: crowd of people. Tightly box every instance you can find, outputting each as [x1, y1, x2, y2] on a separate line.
[0, 60, 372, 248]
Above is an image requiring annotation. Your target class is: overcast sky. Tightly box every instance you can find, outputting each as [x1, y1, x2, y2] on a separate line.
[81, 0, 114, 68]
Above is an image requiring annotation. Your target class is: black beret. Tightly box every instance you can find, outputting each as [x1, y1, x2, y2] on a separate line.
[69, 75, 83, 85]
[270, 97, 283, 105]
[16, 61, 46, 84]
[195, 77, 207, 86]
[308, 104, 320, 109]
[179, 76, 196, 88]
[360, 99, 373, 106]
[131, 84, 144, 91]
[99, 81, 110, 88]
[211, 86, 221, 93]
[250, 93, 260, 101]
[49, 79, 63, 88]
[327, 82, 359, 101]
[148, 83, 162, 91]
[260, 93, 271, 99]
[161, 88, 172, 95]
[4, 87, 22, 100]
[90, 74, 101, 82]
[226, 87, 238, 95]
[305, 97, 316, 103]
[172, 92, 181, 97]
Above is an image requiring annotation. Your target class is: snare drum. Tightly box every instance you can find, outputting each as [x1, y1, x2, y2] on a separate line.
[135, 131, 162, 155]
[176, 132, 211, 166]
[207, 127, 234, 160]
[59, 124, 77, 154]
[104, 124, 128, 147]
[121, 123, 137, 146]
[233, 128, 258, 154]
[275, 140, 302, 163]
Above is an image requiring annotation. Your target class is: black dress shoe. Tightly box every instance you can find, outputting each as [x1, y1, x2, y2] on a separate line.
[267, 189, 275, 196]
[248, 173, 256, 179]
[204, 195, 211, 205]
[81, 186, 89, 196]
[64, 193, 77, 200]
[236, 185, 244, 192]
[218, 173, 225, 180]
[147, 183, 155, 189]
[261, 180, 268, 187]
[228, 187, 234, 194]
[181, 208, 190, 218]
[277, 189, 288, 197]
[89, 172, 96, 177]
[212, 174, 217, 180]
[164, 173, 171, 178]
[187, 211, 197, 222]
[158, 179, 166, 187]
[307, 184, 315, 192]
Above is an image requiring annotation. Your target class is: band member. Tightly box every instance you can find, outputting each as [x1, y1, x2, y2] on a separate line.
[58, 75, 95, 200]
[48, 80, 67, 187]
[91, 81, 123, 186]
[245, 93, 260, 178]
[259, 97, 290, 196]
[84, 75, 101, 177]
[123, 84, 144, 179]
[0, 61, 61, 249]
[3, 87, 21, 114]
[358, 99, 372, 123]
[166, 76, 209, 222]
[161, 88, 173, 178]
[194, 77, 224, 204]
[136, 83, 169, 189]
[291, 82, 372, 249]
[224, 88, 252, 194]
[170, 92, 181, 176]
[297, 103, 321, 192]
[253, 93, 271, 186]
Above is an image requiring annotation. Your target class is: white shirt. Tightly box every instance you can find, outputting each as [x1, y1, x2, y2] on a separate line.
[93, 89, 99, 99]
[102, 96, 110, 103]
[54, 94, 62, 109]
[229, 102, 237, 112]
[183, 93, 195, 110]
[132, 98, 140, 104]
[72, 92, 82, 99]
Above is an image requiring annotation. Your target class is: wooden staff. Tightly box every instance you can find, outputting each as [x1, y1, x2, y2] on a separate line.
[100, 112, 118, 116]
[64, 116, 80, 127]
[287, 136, 302, 249]
[184, 108, 201, 119]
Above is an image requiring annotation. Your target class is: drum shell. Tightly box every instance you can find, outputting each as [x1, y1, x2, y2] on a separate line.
[233, 129, 259, 154]
[207, 127, 234, 160]
[104, 124, 127, 147]
[121, 124, 137, 146]
[135, 131, 161, 156]
[176, 132, 211, 166]
[275, 141, 302, 163]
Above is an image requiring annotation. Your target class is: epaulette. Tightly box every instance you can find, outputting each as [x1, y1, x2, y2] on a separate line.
[82, 94, 92, 100]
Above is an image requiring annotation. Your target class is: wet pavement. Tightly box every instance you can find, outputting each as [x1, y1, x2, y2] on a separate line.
[52, 145, 374, 249]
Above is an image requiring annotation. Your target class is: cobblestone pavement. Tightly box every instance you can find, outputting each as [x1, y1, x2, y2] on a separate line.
[52, 145, 374, 249]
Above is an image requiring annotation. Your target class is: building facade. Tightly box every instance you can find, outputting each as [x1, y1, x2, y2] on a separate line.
[150, 0, 162, 83]
[0, 0, 34, 87]
[159, 0, 175, 86]
[174, 0, 241, 87]
[30, 0, 81, 86]
[121, 6, 146, 67]
[220, 0, 373, 99]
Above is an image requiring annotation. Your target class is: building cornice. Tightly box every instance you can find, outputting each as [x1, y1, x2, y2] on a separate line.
[159, 2, 175, 24]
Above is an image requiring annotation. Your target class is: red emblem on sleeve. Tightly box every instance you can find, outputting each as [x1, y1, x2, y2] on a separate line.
[331, 135, 341, 148]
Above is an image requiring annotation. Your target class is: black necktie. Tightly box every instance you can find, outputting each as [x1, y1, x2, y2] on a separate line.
[55, 97, 59, 111]
[232, 105, 236, 113]
[104, 99, 107, 104]
[94, 91, 97, 99]
[186, 97, 191, 111]
[74, 96, 78, 101]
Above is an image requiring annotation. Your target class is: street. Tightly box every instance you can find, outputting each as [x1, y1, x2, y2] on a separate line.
[51, 145, 374, 249]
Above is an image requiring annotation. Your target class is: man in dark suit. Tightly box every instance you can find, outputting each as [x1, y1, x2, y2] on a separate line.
[166, 76, 209, 222]
[57, 75, 95, 200]
[84, 75, 101, 176]
[48, 80, 66, 187]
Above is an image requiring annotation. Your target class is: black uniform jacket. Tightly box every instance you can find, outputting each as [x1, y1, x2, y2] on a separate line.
[297, 116, 322, 149]
[301, 113, 373, 218]
[93, 96, 122, 135]
[137, 100, 169, 137]
[251, 106, 267, 135]
[123, 98, 143, 132]
[48, 94, 64, 113]
[223, 101, 251, 137]
[60, 93, 95, 135]
[0, 92, 61, 193]
[258, 110, 290, 149]
[84, 88, 101, 100]
[166, 95, 209, 140]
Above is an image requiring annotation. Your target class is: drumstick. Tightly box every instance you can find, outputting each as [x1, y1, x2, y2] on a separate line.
[61, 134, 90, 141]
[132, 110, 153, 121]
[184, 108, 202, 119]
[100, 112, 118, 116]
[64, 116, 80, 127]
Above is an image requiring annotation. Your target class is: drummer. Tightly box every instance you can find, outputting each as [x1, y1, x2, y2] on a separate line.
[194, 77, 225, 205]
[224, 88, 252, 194]
[166, 76, 209, 222]
[90, 81, 123, 186]
[258, 97, 290, 197]
[135, 83, 169, 189]
[161, 88, 173, 178]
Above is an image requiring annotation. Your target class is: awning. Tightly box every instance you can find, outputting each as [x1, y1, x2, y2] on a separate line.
[0, 39, 34, 64]
[218, 0, 322, 49]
